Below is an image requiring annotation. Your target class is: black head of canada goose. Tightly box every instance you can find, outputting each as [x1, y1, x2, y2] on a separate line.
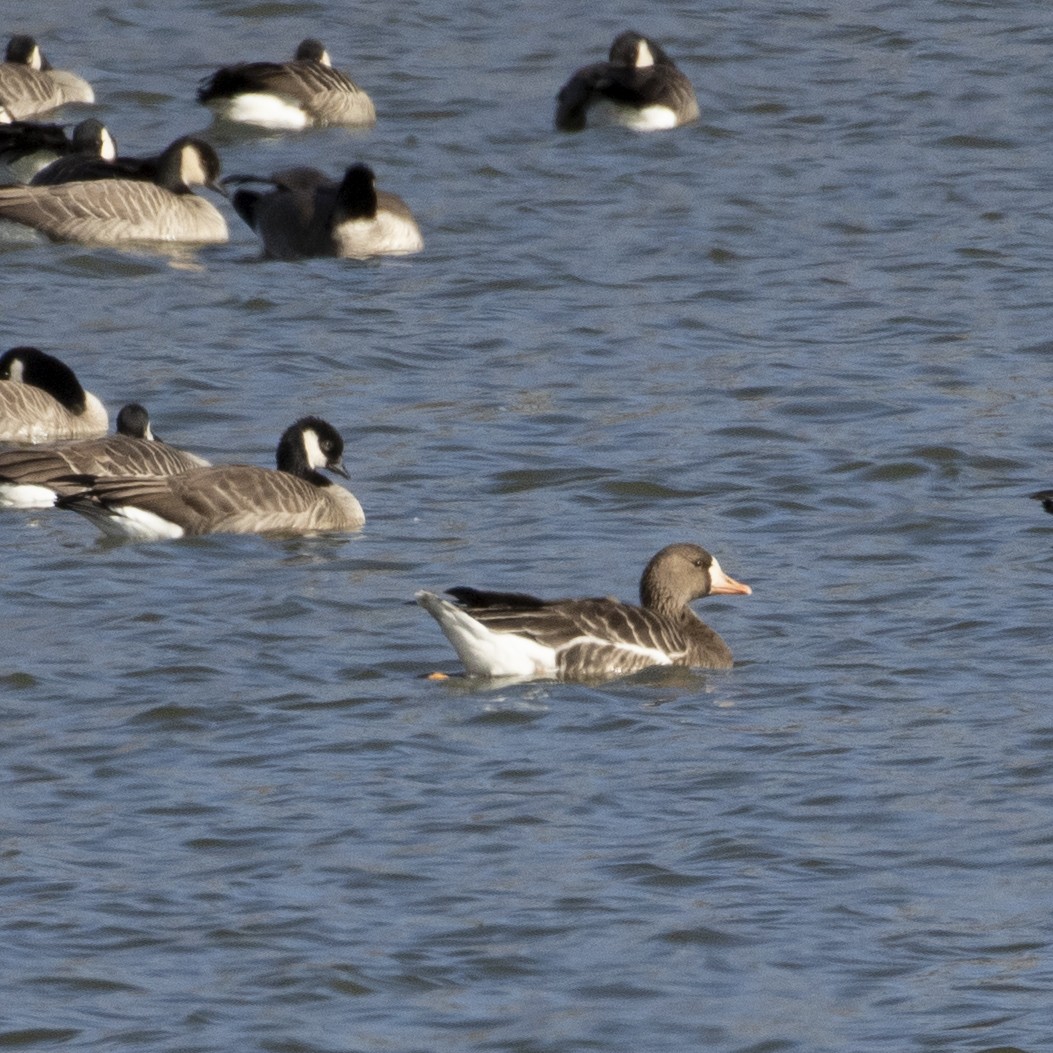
[226, 162, 422, 259]
[0, 35, 94, 121]
[0, 345, 108, 442]
[0, 136, 228, 244]
[57, 416, 365, 540]
[555, 30, 699, 132]
[0, 402, 210, 508]
[0, 117, 115, 183]
[416, 542, 751, 681]
[197, 37, 375, 129]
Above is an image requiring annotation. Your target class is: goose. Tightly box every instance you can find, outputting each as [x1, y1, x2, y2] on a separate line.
[0, 403, 210, 508]
[0, 136, 228, 244]
[555, 31, 699, 132]
[227, 163, 422, 259]
[197, 38, 376, 130]
[0, 346, 107, 442]
[28, 128, 208, 186]
[416, 542, 751, 681]
[0, 117, 115, 183]
[0, 36, 94, 120]
[57, 416, 364, 539]
[1030, 490, 1053, 514]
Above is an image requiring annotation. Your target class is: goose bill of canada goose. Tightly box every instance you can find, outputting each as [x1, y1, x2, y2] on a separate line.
[0, 137, 228, 244]
[1030, 490, 1053, 514]
[197, 38, 376, 130]
[555, 30, 700, 132]
[0, 345, 108, 442]
[0, 35, 94, 120]
[228, 163, 422, 259]
[57, 416, 365, 540]
[417, 543, 751, 681]
[0, 403, 210, 508]
[0, 118, 115, 183]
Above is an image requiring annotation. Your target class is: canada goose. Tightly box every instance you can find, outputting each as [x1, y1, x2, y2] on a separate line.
[197, 38, 375, 130]
[0, 118, 114, 183]
[555, 31, 699, 132]
[0, 136, 228, 244]
[0, 345, 107, 442]
[0, 403, 210, 508]
[227, 163, 422, 259]
[0, 35, 94, 120]
[57, 416, 364, 539]
[28, 128, 213, 186]
[1031, 490, 1053, 514]
[416, 542, 751, 681]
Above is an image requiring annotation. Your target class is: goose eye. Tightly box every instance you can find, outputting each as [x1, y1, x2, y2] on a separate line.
[693, 558, 706, 568]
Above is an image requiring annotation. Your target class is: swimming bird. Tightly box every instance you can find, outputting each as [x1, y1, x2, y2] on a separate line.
[197, 38, 376, 130]
[0, 136, 228, 244]
[0, 35, 94, 120]
[0, 346, 107, 442]
[1030, 490, 1053, 514]
[416, 542, 751, 681]
[0, 117, 115, 183]
[227, 162, 422, 259]
[57, 416, 365, 539]
[555, 31, 699, 132]
[0, 403, 210, 508]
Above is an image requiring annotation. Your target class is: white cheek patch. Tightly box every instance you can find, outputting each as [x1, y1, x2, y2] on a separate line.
[300, 428, 326, 469]
[100, 128, 117, 161]
[212, 93, 309, 130]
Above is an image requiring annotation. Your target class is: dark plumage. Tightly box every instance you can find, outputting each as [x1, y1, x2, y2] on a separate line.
[555, 30, 699, 132]
[227, 163, 422, 259]
[1030, 490, 1053, 514]
[417, 543, 751, 681]
[0, 118, 114, 183]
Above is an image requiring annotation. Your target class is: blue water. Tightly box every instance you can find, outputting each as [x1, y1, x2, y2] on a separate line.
[0, 1, 1050, 1050]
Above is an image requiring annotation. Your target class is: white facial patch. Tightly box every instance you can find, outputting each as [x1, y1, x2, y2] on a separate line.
[100, 128, 117, 161]
[635, 40, 655, 68]
[301, 427, 327, 469]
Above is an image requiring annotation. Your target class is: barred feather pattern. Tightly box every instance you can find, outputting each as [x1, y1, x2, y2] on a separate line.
[0, 64, 94, 120]
[0, 383, 107, 442]
[0, 179, 228, 244]
[61, 463, 365, 537]
[198, 60, 375, 127]
[418, 543, 749, 681]
[0, 437, 208, 505]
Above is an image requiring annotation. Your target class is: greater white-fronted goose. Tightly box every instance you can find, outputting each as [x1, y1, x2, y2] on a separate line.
[0, 136, 228, 244]
[0, 117, 114, 183]
[0, 403, 210, 508]
[197, 38, 376, 130]
[0, 36, 94, 120]
[57, 416, 364, 539]
[0, 346, 107, 442]
[555, 31, 699, 132]
[227, 163, 422, 259]
[417, 542, 751, 681]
